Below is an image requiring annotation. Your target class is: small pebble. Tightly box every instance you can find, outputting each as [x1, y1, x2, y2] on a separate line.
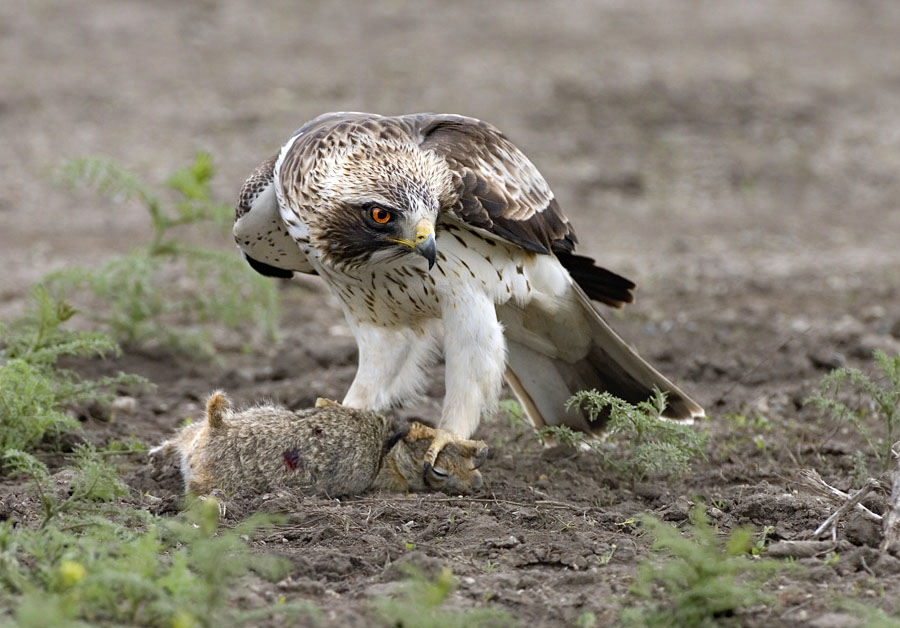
[111, 396, 138, 414]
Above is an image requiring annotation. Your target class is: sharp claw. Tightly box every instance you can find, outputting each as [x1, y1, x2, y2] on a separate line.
[422, 461, 433, 486]
[422, 430, 452, 479]
[473, 446, 489, 469]
[416, 426, 489, 483]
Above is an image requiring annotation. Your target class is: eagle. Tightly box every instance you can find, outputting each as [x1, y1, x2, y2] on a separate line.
[234, 112, 704, 468]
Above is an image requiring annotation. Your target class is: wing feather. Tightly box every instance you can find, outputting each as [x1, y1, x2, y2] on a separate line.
[403, 113, 634, 306]
[236, 112, 635, 305]
[233, 155, 316, 276]
[405, 114, 577, 255]
[235, 155, 277, 221]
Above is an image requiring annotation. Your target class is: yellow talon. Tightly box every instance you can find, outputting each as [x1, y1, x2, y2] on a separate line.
[315, 397, 341, 408]
[406, 422, 487, 477]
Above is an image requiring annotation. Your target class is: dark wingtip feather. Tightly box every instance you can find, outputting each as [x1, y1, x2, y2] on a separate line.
[556, 251, 635, 308]
[244, 254, 296, 278]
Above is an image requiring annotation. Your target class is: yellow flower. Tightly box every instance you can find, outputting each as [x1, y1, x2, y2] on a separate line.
[58, 560, 85, 588]
[171, 609, 197, 628]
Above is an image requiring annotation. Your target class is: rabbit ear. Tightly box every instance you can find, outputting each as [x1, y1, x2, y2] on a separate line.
[206, 391, 232, 428]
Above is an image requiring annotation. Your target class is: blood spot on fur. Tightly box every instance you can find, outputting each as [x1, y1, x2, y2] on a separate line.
[283, 447, 303, 472]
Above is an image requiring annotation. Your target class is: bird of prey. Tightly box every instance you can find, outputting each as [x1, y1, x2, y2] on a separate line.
[234, 112, 703, 466]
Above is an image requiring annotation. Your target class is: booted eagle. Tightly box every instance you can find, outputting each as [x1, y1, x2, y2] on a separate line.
[234, 112, 703, 465]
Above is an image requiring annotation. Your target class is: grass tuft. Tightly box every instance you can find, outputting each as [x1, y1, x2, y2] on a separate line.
[621, 505, 786, 627]
[0, 452, 313, 627]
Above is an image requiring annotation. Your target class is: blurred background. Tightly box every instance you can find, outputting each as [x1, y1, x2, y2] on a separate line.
[2, 0, 900, 315]
[5, 4, 900, 623]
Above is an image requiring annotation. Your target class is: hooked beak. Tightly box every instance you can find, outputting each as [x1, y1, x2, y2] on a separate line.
[413, 218, 437, 270]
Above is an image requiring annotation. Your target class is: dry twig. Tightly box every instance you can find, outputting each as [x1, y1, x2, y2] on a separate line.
[796, 469, 882, 523]
[880, 440, 900, 554]
[766, 540, 849, 559]
[811, 479, 881, 540]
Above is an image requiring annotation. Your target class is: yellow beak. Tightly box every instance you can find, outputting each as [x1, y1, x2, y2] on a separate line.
[413, 218, 437, 270]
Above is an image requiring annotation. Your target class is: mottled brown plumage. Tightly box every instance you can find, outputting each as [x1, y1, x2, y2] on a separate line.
[232, 112, 704, 467]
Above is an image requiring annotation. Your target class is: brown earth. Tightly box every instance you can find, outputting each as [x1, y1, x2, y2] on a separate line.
[3, 1, 900, 626]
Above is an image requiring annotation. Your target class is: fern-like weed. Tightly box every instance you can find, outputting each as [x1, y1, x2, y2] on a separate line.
[51, 153, 279, 357]
[555, 388, 707, 482]
[621, 505, 786, 627]
[0, 286, 148, 454]
[373, 566, 513, 628]
[805, 350, 900, 471]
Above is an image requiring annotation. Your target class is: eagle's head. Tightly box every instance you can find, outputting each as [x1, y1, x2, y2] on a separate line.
[281, 118, 456, 273]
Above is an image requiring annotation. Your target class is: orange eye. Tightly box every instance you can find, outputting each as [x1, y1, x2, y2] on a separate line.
[371, 207, 391, 224]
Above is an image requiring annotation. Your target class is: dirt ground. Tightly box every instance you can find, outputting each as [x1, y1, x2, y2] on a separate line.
[3, 0, 900, 626]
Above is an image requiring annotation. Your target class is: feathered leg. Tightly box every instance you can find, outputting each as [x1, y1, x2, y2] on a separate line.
[342, 318, 441, 410]
[429, 286, 505, 471]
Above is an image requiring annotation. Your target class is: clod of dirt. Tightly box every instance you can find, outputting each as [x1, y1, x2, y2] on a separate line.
[110, 395, 138, 415]
[808, 349, 847, 370]
[843, 511, 882, 548]
[659, 494, 694, 521]
[733, 489, 831, 537]
[383, 550, 445, 581]
[873, 553, 900, 577]
[808, 612, 862, 628]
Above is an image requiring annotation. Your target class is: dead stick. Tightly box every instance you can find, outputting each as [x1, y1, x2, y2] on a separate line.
[796, 469, 882, 523]
[880, 440, 900, 554]
[767, 540, 845, 559]
[812, 479, 880, 539]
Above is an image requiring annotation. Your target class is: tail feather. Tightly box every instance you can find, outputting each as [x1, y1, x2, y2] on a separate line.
[556, 251, 635, 308]
[498, 283, 703, 436]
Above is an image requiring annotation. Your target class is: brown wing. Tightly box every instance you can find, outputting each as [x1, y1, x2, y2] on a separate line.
[406, 113, 576, 255]
[235, 155, 277, 221]
[233, 154, 316, 277]
[404, 114, 634, 307]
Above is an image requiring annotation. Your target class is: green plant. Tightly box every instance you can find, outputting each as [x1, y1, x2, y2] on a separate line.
[805, 350, 900, 470]
[497, 399, 531, 431]
[2, 444, 129, 529]
[752, 525, 774, 556]
[722, 411, 772, 433]
[720, 410, 772, 453]
[373, 566, 514, 628]
[0, 451, 312, 627]
[621, 505, 786, 628]
[0, 285, 148, 454]
[850, 450, 870, 487]
[47, 153, 280, 358]
[558, 389, 707, 482]
[839, 599, 900, 627]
